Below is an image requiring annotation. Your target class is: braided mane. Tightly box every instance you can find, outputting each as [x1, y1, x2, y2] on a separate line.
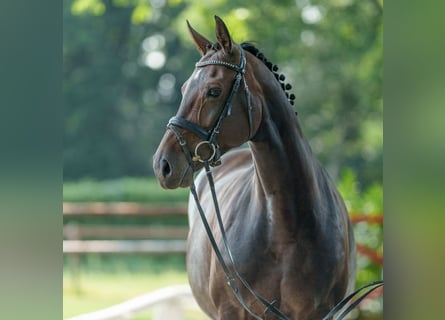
[241, 42, 296, 108]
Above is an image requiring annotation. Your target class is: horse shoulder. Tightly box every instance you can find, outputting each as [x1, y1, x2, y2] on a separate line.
[188, 147, 253, 228]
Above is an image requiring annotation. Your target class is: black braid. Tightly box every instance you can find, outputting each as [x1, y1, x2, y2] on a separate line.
[241, 42, 296, 111]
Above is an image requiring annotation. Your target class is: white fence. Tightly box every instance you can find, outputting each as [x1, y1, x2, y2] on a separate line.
[66, 285, 204, 320]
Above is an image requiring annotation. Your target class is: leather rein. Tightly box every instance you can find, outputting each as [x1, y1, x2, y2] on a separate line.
[166, 47, 383, 320]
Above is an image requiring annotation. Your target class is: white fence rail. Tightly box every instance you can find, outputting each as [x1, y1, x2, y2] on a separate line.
[66, 285, 203, 320]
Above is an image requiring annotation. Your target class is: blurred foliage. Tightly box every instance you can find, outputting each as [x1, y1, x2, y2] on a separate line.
[63, 177, 189, 202]
[338, 169, 383, 292]
[338, 168, 383, 214]
[64, 0, 382, 190]
[64, 254, 187, 273]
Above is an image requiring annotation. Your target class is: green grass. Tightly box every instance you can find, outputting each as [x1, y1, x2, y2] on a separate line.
[63, 271, 208, 319]
[64, 255, 188, 273]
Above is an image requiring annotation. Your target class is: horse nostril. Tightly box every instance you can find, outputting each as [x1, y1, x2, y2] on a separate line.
[161, 159, 172, 177]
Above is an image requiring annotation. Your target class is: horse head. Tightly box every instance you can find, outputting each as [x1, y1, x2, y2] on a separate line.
[153, 16, 262, 189]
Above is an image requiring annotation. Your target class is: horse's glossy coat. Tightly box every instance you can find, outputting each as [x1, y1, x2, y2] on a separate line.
[153, 16, 356, 320]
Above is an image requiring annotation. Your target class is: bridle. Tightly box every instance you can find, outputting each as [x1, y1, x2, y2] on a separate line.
[166, 46, 383, 320]
[167, 46, 253, 167]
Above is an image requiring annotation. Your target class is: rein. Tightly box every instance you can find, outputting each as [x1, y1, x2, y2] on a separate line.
[190, 161, 289, 320]
[167, 47, 383, 320]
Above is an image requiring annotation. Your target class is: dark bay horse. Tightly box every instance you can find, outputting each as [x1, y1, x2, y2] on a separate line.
[153, 16, 356, 320]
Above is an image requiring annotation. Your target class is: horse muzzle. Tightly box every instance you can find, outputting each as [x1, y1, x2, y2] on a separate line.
[153, 133, 194, 189]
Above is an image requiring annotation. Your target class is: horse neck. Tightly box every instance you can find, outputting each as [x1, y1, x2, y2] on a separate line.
[249, 72, 321, 223]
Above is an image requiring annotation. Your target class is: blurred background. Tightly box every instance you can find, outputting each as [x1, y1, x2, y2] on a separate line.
[63, 0, 382, 319]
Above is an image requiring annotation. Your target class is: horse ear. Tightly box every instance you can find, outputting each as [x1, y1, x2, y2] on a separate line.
[187, 20, 212, 56]
[214, 15, 232, 55]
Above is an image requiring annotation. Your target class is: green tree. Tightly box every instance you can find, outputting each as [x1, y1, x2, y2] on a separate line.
[64, 0, 190, 179]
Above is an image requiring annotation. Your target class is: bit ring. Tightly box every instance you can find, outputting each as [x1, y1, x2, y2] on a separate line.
[193, 141, 216, 163]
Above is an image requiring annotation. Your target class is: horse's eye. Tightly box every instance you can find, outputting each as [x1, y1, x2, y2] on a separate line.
[207, 87, 222, 98]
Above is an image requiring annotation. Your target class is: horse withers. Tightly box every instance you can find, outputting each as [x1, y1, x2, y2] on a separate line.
[153, 16, 356, 320]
